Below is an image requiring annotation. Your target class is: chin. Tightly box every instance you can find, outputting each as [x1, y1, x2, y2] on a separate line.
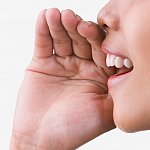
[113, 105, 150, 133]
[114, 115, 138, 133]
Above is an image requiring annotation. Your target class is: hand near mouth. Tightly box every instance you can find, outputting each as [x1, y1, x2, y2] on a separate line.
[10, 8, 116, 150]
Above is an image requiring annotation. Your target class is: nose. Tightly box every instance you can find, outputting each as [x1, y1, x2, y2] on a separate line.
[97, 2, 119, 31]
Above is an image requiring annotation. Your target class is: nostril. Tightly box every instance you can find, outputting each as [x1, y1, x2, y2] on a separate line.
[102, 24, 108, 29]
[102, 25, 108, 35]
[98, 23, 108, 37]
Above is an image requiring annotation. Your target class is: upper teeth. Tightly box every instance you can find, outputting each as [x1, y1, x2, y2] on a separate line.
[106, 54, 133, 68]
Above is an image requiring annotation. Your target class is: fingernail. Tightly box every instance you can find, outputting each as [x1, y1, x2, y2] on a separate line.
[76, 14, 83, 21]
[61, 10, 65, 13]
[86, 21, 93, 26]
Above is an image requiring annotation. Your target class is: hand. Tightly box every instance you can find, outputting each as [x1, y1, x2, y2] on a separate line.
[10, 8, 115, 150]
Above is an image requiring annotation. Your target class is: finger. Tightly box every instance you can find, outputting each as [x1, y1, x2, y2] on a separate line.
[45, 8, 72, 57]
[34, 9, 53, 58]
[77, 21, 116, 76]
[61, 9, 92, 59]
[77, 21, 106, 65]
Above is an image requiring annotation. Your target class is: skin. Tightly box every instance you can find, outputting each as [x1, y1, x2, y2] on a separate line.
[10, 8, 115, 150]
[10, 0, 150, 149]
[97, 0, 150, 132]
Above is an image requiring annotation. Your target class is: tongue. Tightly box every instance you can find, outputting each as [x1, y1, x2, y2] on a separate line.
[116, 66, 133, 75]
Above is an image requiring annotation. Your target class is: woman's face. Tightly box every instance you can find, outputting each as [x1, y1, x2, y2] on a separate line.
[97, 0, 150, 132]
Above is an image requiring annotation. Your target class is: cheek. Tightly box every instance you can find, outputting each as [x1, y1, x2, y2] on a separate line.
[124, 10, 150, 84]
[112, 11, 150, 131]
[124, 8, 150, 63]
[125, 12, 150, 84]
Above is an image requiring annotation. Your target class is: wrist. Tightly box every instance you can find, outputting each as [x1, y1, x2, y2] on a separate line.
[10, 130, 66, 150]
[10, 130, 39, 150]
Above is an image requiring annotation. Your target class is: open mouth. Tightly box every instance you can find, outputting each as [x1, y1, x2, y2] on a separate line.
[106, 53, 134, 77]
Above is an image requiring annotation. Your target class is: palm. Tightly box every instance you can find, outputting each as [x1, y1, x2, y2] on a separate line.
[14, 55, 114, 149]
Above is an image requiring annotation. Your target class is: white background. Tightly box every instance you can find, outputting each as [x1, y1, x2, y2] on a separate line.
[0, 0, 150, 149]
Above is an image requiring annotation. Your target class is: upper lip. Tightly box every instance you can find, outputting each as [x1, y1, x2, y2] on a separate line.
[101, 42, 128, 59]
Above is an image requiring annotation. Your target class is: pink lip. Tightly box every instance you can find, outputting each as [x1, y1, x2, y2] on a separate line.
[107, 70, 132, 89]
[101, 42, 127, 59]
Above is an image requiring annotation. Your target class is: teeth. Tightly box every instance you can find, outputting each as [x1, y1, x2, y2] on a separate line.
[114, 57, 124, 68]
[106, 54, 133, 69]
[110, 55, 116, 66]
[124, 58, 133, 68]
[106, 54, 111, 67]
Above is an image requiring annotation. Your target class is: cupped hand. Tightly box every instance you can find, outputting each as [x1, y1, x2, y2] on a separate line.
[11, 8, 115, 150]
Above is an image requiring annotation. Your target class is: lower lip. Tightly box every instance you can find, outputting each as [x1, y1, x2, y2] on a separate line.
[107, 70, 132, 89]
